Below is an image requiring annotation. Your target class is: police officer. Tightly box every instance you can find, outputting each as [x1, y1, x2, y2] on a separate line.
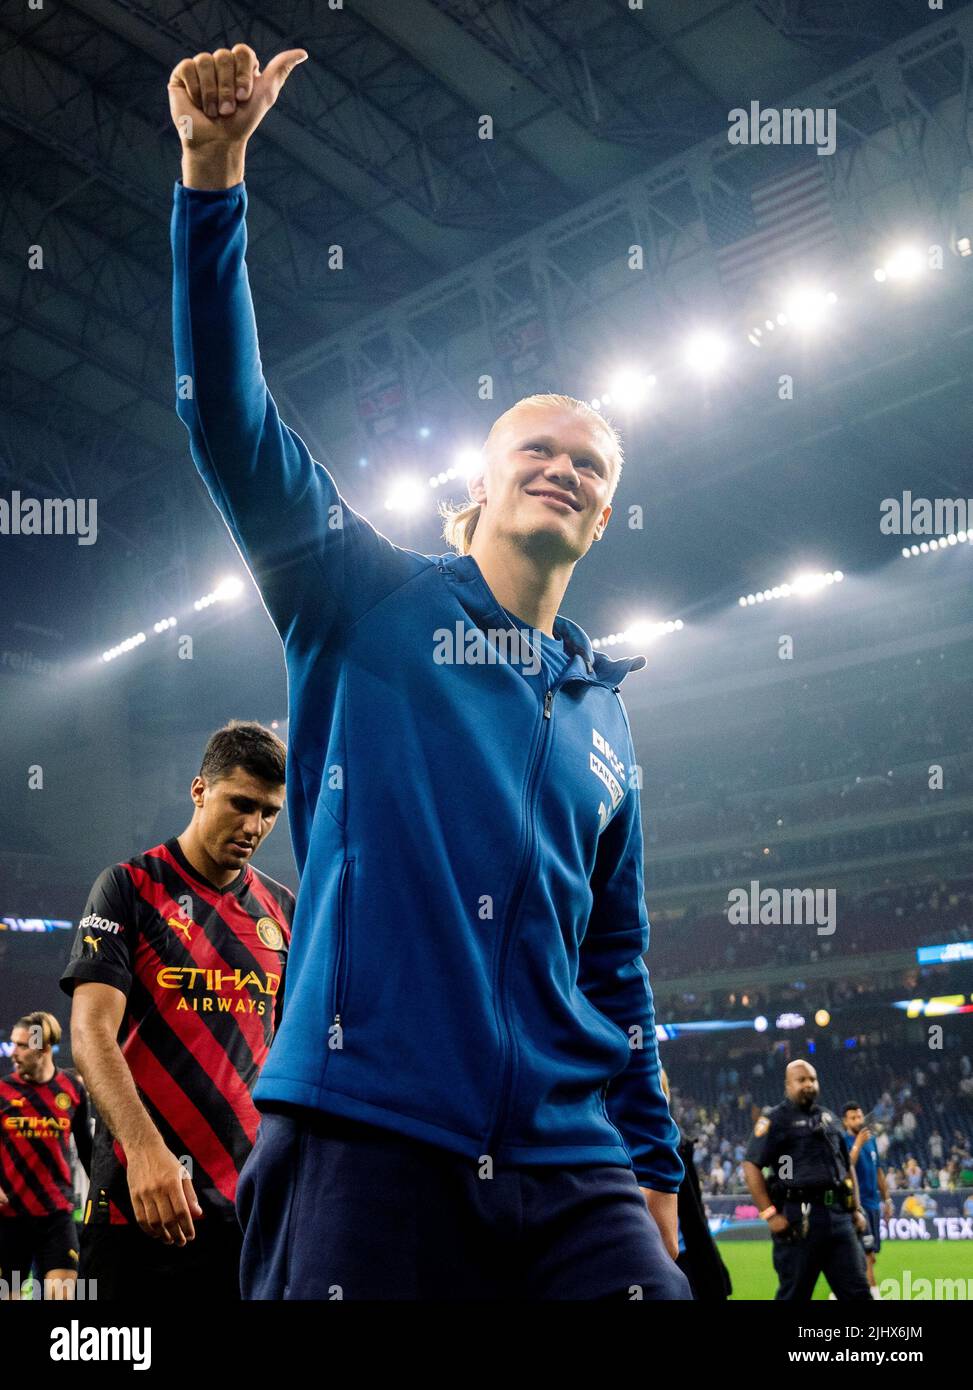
[743, 1059, 871, 1301]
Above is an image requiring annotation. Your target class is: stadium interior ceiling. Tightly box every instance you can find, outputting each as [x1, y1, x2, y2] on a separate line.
[3, 0, 973, 625]
[2, 2, 973, 932]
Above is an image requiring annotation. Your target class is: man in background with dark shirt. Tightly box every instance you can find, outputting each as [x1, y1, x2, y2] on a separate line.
[0, 1011, 90, 1299]
[60, 721, 294, 1299]
[743, 1059, 871, 1301]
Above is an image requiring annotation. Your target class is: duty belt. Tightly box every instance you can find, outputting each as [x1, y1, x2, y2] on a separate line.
[782, 1184, 843, 1205]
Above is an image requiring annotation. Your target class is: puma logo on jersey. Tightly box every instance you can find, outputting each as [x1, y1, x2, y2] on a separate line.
[82, 935, 101, 952]
[167, 916, 194, 943]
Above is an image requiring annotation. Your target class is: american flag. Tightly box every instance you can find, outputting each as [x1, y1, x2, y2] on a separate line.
[704, 164, 839, 293]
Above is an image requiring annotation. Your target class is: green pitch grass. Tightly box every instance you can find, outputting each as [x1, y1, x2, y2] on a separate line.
[720, 1237, 973, 1299]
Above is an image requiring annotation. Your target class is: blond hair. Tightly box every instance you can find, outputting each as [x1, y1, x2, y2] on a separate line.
[15, 1010, 61, 1049]
[439, 393, 624, 556]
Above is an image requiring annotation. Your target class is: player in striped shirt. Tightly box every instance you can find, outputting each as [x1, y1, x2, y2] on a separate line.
[60, 721, 294, 1299]
[0, 1010, 91, 1299]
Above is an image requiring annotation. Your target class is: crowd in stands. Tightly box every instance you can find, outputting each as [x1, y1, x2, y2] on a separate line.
[636, 643, 972, 895]
[650, 878, 973, 974]
[665, 1046, 973, 1198]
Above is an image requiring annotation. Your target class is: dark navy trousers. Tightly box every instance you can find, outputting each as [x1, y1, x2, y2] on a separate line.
[771, 1201, 872, 1301]
[236, 1108, 692, 1301]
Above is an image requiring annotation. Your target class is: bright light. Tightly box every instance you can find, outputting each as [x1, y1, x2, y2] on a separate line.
[901, 531, 970, 558]
[877, 246, 925, 281]
[791, 572, 827, 595]
[738, 571, 844, 607]
[101, 632, 147, 662]
[214, 575, 244, 602]
[384, 476, 426, 514]
[684, 331, 730, 376]
[592, 618, 684, 650]
[782, 286, 834, 330]
[606, 369, 655, 411]
[454, 448, 481, 479]
[194, 576, 245, 611]
[958, 236, 972, 257]
[814, 1009, 831, 1027]
[754, 1015, 768, 1033]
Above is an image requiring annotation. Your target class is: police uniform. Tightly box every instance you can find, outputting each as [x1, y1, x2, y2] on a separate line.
[746, 1099, 871, 1301]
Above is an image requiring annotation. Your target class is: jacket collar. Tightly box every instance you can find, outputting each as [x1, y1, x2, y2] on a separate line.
[436, 552, 647, 686]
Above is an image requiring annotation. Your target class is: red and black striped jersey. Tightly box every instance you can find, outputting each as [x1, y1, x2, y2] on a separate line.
[59, 838, 294, 1225]
[0, 1067, 91, 1218]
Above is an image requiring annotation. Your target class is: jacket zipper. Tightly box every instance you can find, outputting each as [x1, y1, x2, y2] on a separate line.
[484, 684, 557, 1157]
[332, 859, 351, 1035]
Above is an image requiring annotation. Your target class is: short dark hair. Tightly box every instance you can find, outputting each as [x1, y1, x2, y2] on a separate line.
[199, 720, 286, 788]
[842, 1102, 862, 1116]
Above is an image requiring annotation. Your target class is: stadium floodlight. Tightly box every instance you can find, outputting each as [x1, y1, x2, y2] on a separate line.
[194, 576, 244, 610]
[592, 618, 684, 650]
[101, 632, 147, 662]
[683, 331, 730, 376]
[738, 571, 843, 607]
[152, 617, 177, 634]
[454, 448, 481, 479]
[606, 368, 656, 412]
[214, 575, 244, 602]
[384, 475, 426, 514]
[426, 449, 481, 492]
[901, 531, 969, 558]
[754, 1015, 768, 1032]
[875, 245, 925, 282]
[958, 236, 972, 257]
[782, 285, 834, 331]
[418, 426, 431, 439]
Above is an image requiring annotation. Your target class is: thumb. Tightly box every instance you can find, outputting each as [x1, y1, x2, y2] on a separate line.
[260, 48, 309, 99]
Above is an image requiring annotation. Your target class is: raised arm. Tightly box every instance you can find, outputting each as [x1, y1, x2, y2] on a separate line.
[168, 45, 421, 647]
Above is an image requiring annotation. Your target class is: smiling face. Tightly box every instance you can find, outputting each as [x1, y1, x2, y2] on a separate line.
[469, 401, 619, 563]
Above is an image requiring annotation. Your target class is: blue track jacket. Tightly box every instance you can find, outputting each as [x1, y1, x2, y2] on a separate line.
[171, 179, 683, 1192]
